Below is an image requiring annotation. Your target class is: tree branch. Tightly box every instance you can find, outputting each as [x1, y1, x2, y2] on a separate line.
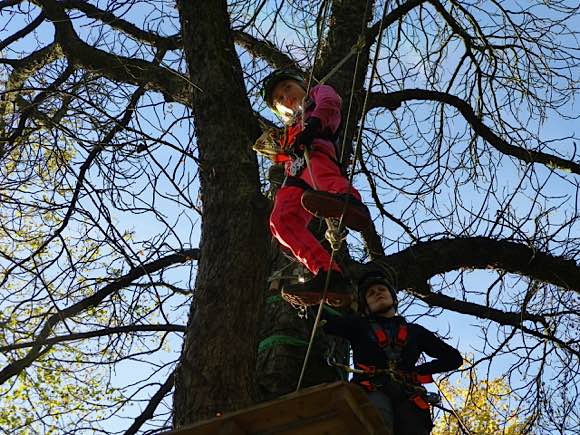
[0, 0, 20, 10]
[408, 285, 546, 326]
[380, 236, 580, 293]
[123, 370, 175, 435]
[0, 86, 147, 287]
[368, 90, 580, 175]
[233, 30, 297, 69]
[35, 0, 191, 105]
[0, 43, 63, 115]
[0, 324, 187, 352]
[0, 11, 45, 52]
[406, 283, 579, 358]
[59, 0, 181, 49]
[0, 248, 199, 386]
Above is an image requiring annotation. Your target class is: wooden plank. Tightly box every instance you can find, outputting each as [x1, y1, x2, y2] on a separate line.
[256, 411, 338, 435]
[217, 420, 247, 435]
[333, 386, 375, 434]
[161, 382, 390, 435]
[232, 382, 343, 433]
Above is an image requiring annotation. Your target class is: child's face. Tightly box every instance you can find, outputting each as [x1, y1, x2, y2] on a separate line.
[271, 79, 306, 117]
[365, 284, 394, 314]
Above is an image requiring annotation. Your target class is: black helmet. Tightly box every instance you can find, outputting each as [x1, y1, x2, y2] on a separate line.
[260, 68, 305, 108]
[357, 270, 398, 313]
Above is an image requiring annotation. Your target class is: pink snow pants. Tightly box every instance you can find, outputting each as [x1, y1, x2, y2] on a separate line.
[270, 148, 361, 274]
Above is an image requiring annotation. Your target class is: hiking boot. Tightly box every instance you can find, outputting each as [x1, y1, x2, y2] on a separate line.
[301, 190, 372, 232]
[281, 269, 352, 307]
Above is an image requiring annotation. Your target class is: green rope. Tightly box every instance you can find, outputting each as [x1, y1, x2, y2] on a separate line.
[258, 335, 309, 354]
[266, 294, 284, 304]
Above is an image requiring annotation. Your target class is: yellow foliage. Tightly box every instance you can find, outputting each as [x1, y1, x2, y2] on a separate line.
[0, 349, 125, 432]
[433, 376, 531, 435]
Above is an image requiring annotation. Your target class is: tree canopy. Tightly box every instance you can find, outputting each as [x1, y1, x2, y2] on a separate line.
[1, 0, 579, 433]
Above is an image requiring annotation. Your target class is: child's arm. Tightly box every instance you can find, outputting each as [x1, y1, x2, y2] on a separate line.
[320, 309, 361, 342]
[414, 325, 463, 375]
[308, 85, 342, 134]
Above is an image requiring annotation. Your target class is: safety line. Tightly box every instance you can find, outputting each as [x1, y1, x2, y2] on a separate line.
[295, 0, 386, 392]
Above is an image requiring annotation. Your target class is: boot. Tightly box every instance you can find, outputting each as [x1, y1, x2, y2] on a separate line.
[281, 269, 352, 307]
[301, 190, 372, 232]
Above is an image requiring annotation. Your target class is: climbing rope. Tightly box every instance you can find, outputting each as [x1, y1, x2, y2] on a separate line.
[295, 0, 390, 392]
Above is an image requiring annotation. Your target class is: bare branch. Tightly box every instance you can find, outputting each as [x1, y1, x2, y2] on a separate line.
[60, 0, 181, 49]
[368, 90, 580, 175]
[0, 11, 45, 52]
[0, 248, 199, 385]
[381, 236, 580, 292]
[0, 324, 186, 352]
[124, 370, 175, 435]
[35, 0, 191, 105]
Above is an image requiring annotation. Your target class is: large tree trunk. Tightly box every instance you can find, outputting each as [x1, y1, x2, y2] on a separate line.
[174, 0, 377, 426]
[255, 238, 350, 400]
[173, 0, 270, 427]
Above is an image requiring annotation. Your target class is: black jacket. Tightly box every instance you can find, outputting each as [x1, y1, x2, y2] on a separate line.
[322, 313, 462, 380]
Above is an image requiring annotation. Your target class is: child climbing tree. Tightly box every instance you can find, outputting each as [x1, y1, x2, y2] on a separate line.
[1, 1, 579, 434]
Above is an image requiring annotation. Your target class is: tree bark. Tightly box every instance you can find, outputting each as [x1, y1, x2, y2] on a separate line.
[173, 0, 270, 427]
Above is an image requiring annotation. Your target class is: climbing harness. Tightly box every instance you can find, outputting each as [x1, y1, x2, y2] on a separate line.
[364, 319, 435, 409]
[327, 358, 438, 410]
[325, 320, 438, 411]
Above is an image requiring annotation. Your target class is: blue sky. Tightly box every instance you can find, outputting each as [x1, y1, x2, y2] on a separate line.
[1, 0, 579, 432]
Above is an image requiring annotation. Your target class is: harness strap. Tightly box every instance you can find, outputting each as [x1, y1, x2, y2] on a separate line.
[370, 322, 389, 347]
[395, 324, 408, 346]
[368, 320, 408, 362]
[415, 373, 433, 384]
[286, 96, 344, 173]
[410, 393, 430, 410]
[329, 360, 433, 409]
[283, 176, 313, 191]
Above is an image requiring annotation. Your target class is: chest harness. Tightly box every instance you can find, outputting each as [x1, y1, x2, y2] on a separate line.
[281, 98, 346, 187]
[356, 320, 434, 410]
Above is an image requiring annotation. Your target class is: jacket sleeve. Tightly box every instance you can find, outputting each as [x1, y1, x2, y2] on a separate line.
[308, 85, 342, 134]
[413, 325, 463, 375]
[320, 310, 361, 342]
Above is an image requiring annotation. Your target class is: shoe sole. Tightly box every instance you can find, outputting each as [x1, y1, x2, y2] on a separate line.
[301, 191, 371, 232]
[281, 290, 352, 308]
[281, 290, 322, 307]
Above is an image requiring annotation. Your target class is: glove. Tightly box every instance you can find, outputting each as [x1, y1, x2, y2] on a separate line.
[291, 117, 322, 155]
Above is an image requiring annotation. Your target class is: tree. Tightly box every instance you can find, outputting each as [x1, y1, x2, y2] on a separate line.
[0, 0, 579, 433]
[433, 373, 531, 434]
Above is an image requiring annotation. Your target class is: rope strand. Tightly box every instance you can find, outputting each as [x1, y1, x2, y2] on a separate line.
[296, 0, 382, 392]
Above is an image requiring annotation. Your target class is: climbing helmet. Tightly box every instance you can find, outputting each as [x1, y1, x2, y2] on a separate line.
[261, 68, 306, 109]
[357, 270, 398, 313]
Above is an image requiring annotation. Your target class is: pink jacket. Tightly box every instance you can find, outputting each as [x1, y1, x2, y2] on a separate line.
[277, 84, 342, 168]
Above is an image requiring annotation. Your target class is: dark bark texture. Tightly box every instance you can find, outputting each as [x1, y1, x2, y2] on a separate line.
[173, 0, 270, 426]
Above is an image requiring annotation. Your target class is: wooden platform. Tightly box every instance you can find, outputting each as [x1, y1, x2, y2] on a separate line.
[165, 381, 390, 435]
